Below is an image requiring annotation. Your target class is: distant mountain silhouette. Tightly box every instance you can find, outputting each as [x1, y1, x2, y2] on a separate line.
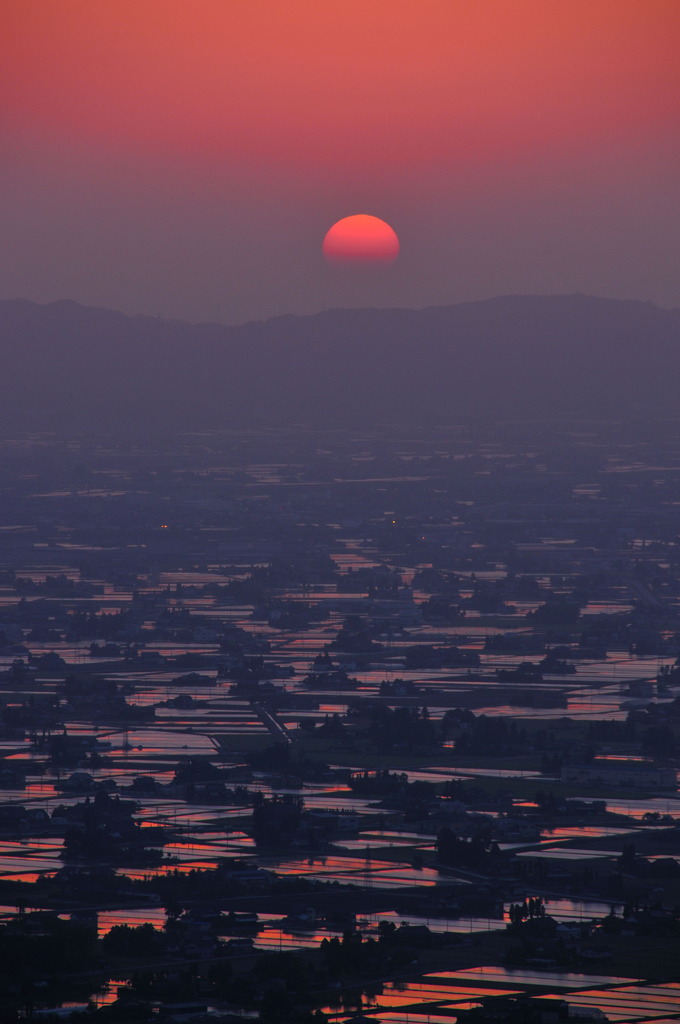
[0, 295, 678, 430]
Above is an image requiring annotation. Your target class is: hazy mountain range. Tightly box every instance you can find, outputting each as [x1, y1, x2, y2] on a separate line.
[1, 294, 678, 430]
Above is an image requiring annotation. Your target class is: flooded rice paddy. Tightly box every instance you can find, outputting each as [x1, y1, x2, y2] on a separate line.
[1, 427, 679, 1020]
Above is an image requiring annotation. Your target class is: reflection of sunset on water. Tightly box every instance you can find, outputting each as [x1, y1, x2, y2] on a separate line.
[0, 425, 677, 1022]
[97, 907, 166, 938]
[117, 861, 220, 879]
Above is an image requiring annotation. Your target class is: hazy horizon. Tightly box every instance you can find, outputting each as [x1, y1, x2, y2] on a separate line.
[3, 1, 679, 324]
[4, 288, 680, 330]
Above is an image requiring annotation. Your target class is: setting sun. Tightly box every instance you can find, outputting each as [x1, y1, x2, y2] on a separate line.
[322, 215, 400, 264]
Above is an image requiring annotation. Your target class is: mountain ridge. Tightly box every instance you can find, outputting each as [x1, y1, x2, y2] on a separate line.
[1, 294, 679, 430]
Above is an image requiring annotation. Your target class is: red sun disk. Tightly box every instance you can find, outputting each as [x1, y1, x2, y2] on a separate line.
[323, 214, 400, 263]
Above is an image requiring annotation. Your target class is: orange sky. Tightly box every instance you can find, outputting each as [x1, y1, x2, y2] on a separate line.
[4, 0, 679, 171]
[2, 0, 679, 321]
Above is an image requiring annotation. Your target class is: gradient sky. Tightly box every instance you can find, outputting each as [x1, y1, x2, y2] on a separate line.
[2, 0, 679, 323]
